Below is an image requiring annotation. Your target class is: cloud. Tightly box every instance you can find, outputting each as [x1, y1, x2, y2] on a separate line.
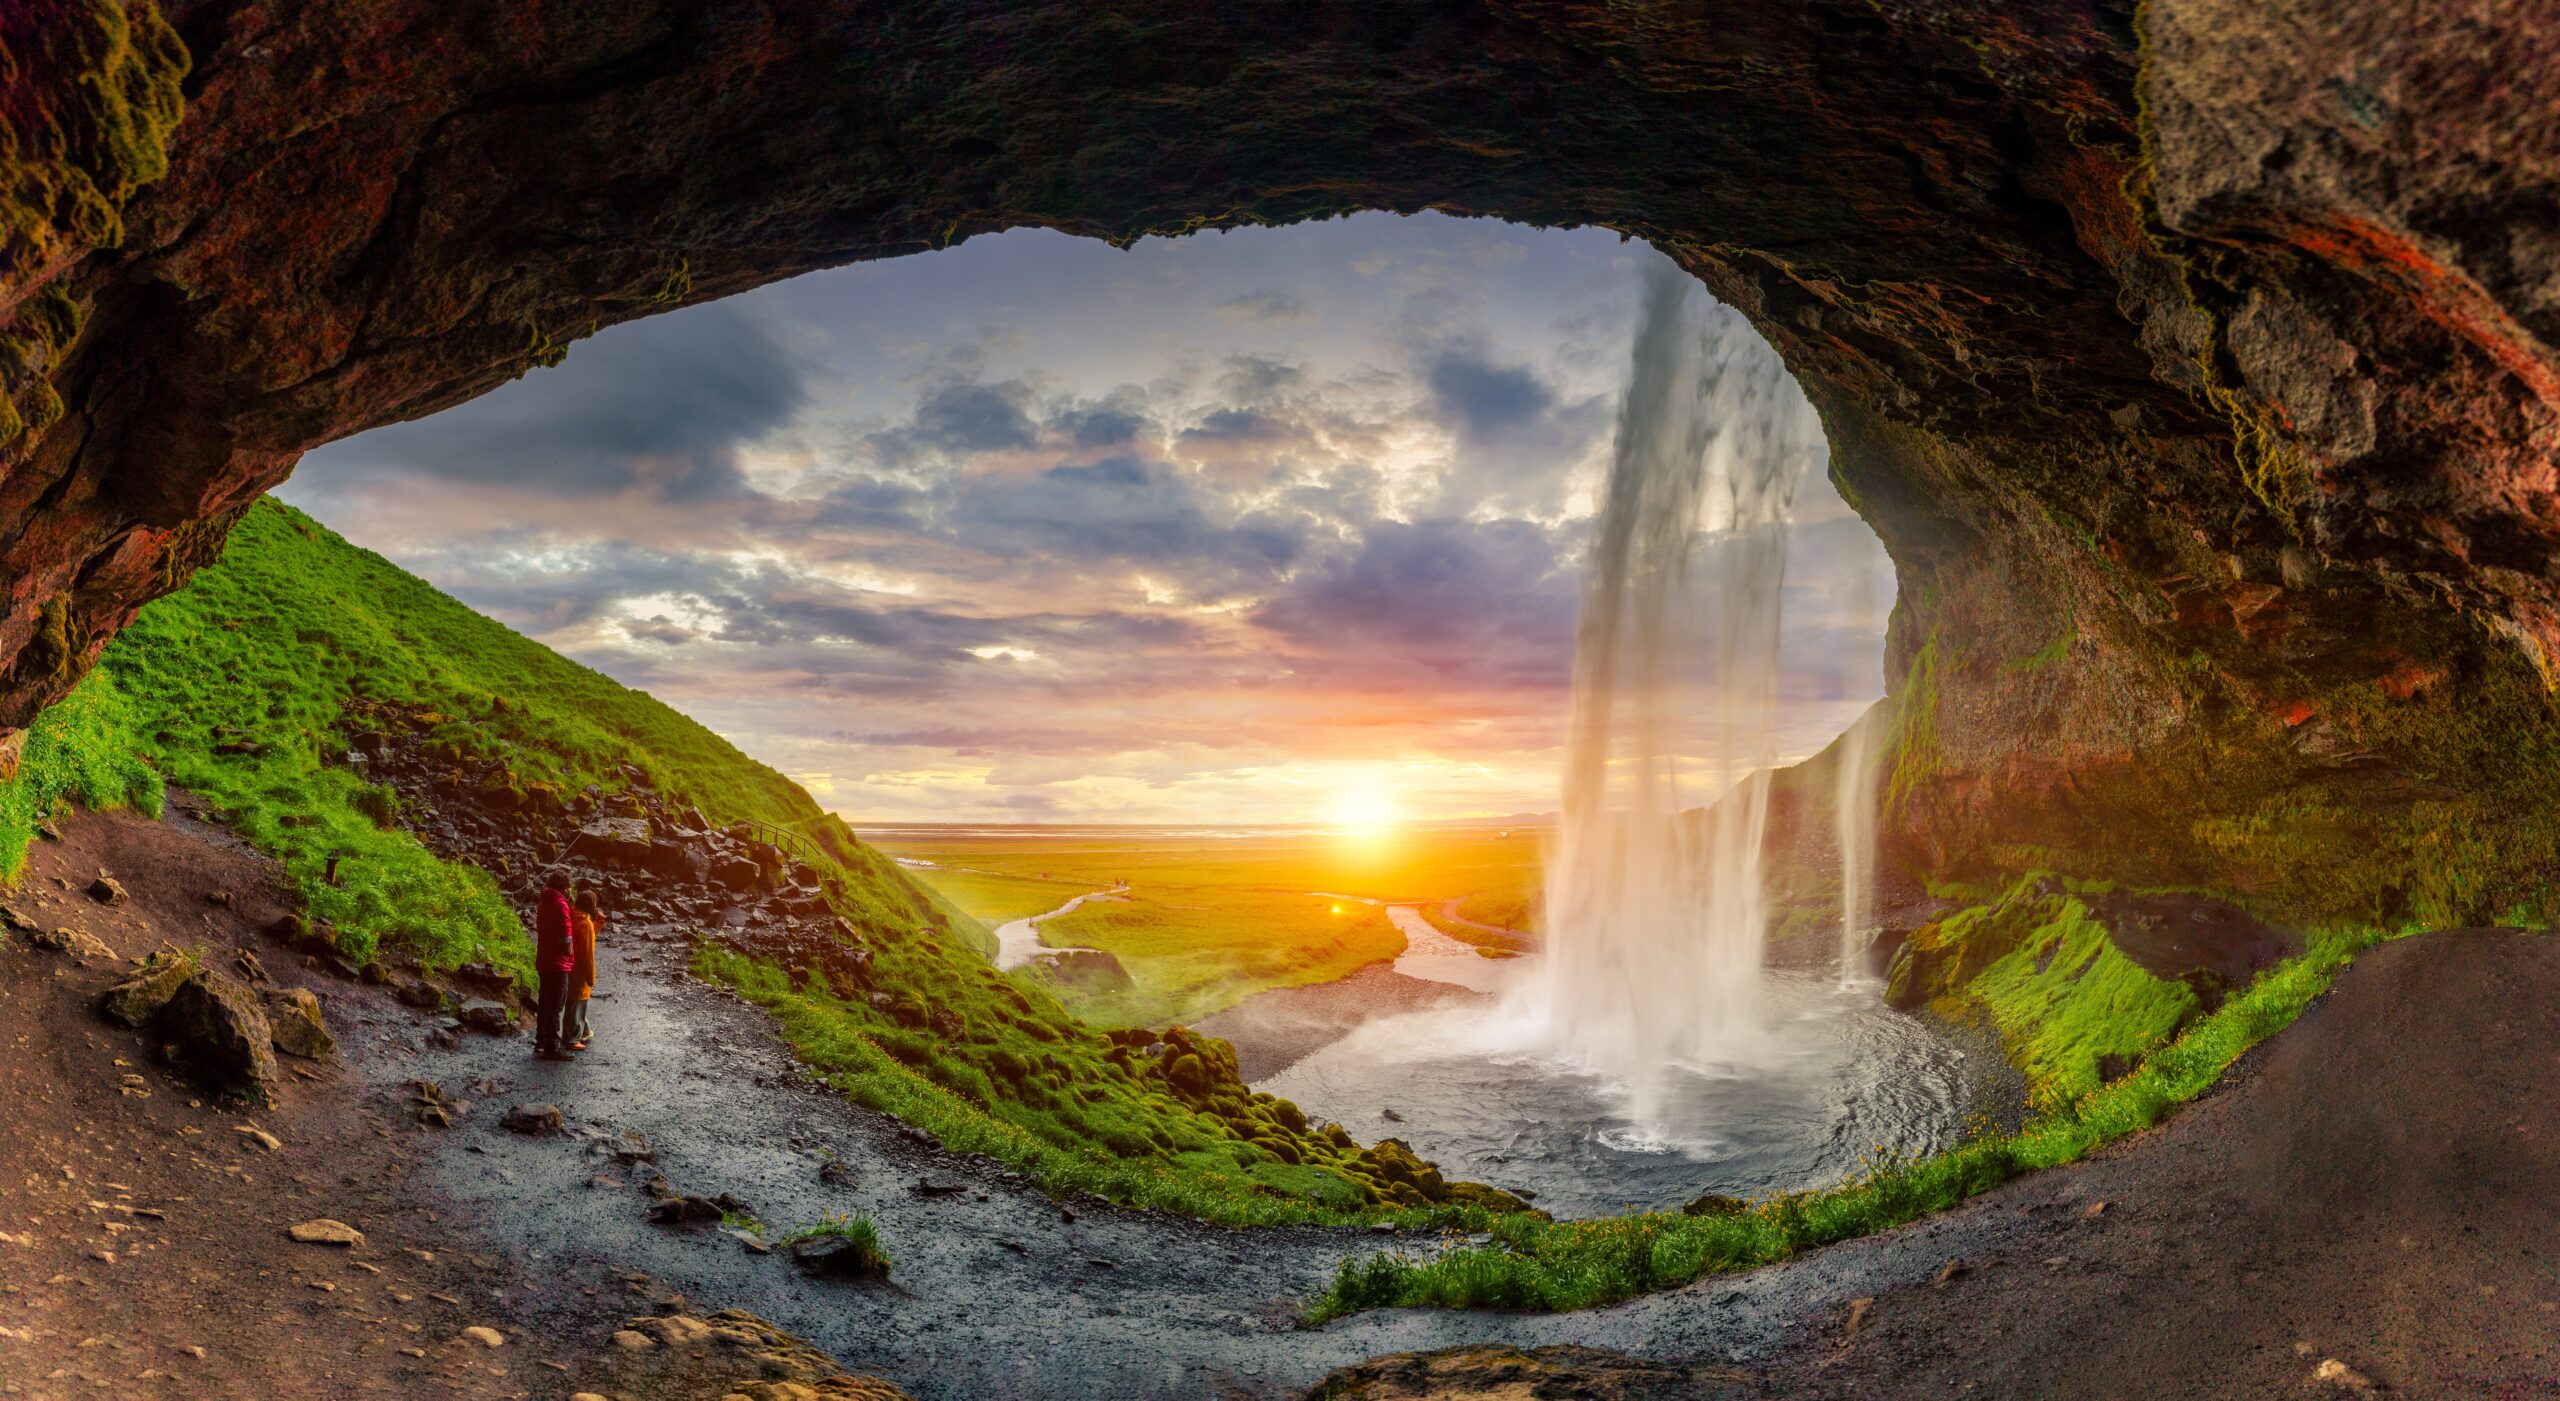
[299, 302, 806, 501]
[1424, 349, 1555, 437]
[1214, 290, 1313, 324]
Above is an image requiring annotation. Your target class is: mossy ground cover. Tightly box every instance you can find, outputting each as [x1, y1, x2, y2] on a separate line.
[1309, 913, 2403, 1321]
[872, 827, 1543, 1025]
[1888, 882, 2201, 1116]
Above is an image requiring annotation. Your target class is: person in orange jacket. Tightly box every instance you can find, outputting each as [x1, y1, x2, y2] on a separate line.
[566, 888, 603, 1051]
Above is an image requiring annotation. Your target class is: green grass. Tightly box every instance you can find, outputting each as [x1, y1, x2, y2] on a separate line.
[1891, 887, 2201, 1115]
[1040, 894, 1403, 1027]
[875, 827, 1545, 1023]
[698, 944, 1492, 1228]
[0, 666, 164, 877]
[1307, 921, 2400, 1322]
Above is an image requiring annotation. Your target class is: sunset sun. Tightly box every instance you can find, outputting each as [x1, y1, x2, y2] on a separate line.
[1329, 782, 1398, 837]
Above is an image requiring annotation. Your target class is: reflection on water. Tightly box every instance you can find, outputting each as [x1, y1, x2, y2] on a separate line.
[1260, 929, 2000, 1219]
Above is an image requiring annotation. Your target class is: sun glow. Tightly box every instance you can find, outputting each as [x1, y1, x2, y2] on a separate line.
[1329, 782, 1398, 837]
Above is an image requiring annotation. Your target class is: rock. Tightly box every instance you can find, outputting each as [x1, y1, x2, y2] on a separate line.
[1682, 1193, 1748, 1218]
[454, 998, 517, 1035]
[458, 1325, 505, 1347]
[788, 1234, 889, 1281]
[260, 986, 335, 1059]
[452, 961, 515, 998]
[503, 1103, 564, 1135]
[393, 977, 443, 1009]
[25, 925, 114, 960]
[287, 1218, 364, 1247]
[1933, 1257, 1971, 1287]
[1380, 1107, 1404, 1122]
[35, 823, 62, 843]
[416, 1103, 452, 1129]
[568, 818, 655, 869]
[726, 1228, 771, 1254]
[235, 1124, 282, 1151]
[911, 1178, 964, 1197]
[231, 948, 269, 983]
[646, 1196, 722, 1226]
[87, 875, 127, 905]
[158, 970, 278, 1095]
[2313, 1358, 2379, 1393]
[816, 1159, 855, 1188]
[203, 889, 233, 908]
[609, 1329, 655, 1350]
[97, 955, 197, 1027]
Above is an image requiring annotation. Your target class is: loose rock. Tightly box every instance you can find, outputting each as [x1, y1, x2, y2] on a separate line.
[87, 875, 127, 905]
[287, 1218, 364, 1247]
[503, 1103, 564, 1135]
[458, 1325, 505, 1348]
[260, 986, 335, 1059]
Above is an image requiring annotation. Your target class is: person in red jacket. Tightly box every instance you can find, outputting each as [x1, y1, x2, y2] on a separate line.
[533, 871, 577, 1061]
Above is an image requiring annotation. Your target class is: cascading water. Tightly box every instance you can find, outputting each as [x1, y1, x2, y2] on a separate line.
[1522, 253, 1825, 1125]
[1835, 706, 1883, 986]
[1261, 253, 2011, 1213]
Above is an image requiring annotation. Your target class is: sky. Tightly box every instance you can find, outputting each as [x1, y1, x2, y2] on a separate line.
[280, 213, 1895, 826]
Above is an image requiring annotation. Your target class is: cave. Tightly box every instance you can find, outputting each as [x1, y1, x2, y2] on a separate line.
[4, 4, 2556, 1395]
[8, 2, 2551, 931]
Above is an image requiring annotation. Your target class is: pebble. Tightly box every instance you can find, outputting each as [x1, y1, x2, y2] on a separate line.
[459, 1325, 505, 1348]
[287, 1219, 364, 1248]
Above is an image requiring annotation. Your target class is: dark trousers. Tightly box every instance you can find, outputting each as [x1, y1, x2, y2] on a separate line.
[536, 968, 570, 1051]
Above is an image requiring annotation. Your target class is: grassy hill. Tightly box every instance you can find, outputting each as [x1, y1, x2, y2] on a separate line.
[0, 500, 1514, 1229]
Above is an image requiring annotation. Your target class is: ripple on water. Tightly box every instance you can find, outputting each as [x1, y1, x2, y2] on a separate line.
[1258, 969, 2008, 1219]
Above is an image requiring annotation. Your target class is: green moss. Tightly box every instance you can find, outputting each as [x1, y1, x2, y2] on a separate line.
[1881, 631, 1942, 823]
[0, 0, 188, 444]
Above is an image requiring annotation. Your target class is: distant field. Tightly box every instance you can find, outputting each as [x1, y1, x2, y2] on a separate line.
[868, 826, 1546, 1027]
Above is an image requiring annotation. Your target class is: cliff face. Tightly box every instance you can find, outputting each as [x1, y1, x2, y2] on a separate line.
[2, 1, 2554, 918]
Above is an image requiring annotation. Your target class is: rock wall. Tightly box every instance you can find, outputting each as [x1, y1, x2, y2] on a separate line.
[2, 1, 2555, 917]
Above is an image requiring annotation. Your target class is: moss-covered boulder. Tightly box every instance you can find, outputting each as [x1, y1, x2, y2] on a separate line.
[97, 952, 197, 1027]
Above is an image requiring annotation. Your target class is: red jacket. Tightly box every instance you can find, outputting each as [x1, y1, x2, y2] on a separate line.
[535, 889, 576, 973]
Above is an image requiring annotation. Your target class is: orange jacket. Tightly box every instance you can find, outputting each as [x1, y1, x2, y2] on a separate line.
[570, 911, 600, 1000]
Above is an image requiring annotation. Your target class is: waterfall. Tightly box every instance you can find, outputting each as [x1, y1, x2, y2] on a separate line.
[1526, 253, 1822, 1125]
[1835, 706, 1882, 985]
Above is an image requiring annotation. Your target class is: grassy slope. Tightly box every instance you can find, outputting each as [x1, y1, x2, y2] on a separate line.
[4, 500, 1480, 1229]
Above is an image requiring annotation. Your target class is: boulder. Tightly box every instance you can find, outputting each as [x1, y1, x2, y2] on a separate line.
[25, 925, 115, 960]
[1682, 1192, 1749, 1218]
[789, 1232, 890, 1281]
[709, 853, 764, 892]
[645, 837, 708, 882]
[455, 998, 518, 1034]
[452, 961, 515, 998]
[97, 954, 198, 1028]
[260, 986, 336, 1059]
[569, 818, 654, 868]
[86, 875, 127, 905]
[502, 1103, 564, 1135]
[158, 970, 279, 1095]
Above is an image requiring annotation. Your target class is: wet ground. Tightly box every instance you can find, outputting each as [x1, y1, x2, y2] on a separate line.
[374, 925, 2016, 1399]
